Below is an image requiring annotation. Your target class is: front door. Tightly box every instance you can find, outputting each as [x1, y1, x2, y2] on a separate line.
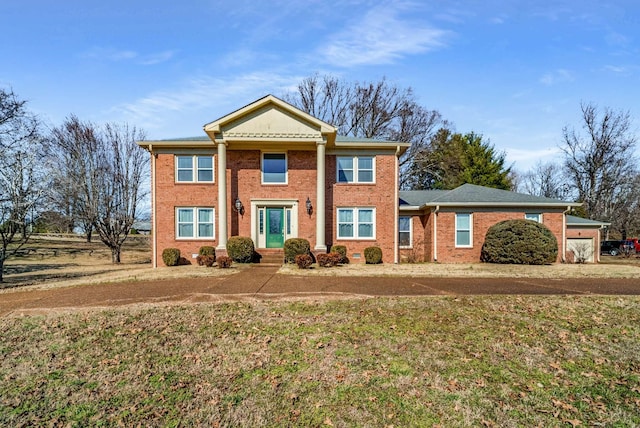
[266, 207, 285, 248]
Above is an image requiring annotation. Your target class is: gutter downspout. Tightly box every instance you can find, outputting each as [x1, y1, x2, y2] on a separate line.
[394, 146, 400, 264]
[149, 145, 158, 268]
[562, 205, 570, 263]
[433, 205, 440, 262]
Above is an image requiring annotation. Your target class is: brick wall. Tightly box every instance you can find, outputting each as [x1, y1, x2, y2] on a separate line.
[326, 154, 398, 263]
[434, 208, 566, 263]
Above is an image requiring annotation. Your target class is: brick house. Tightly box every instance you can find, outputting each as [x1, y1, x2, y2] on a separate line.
[138, 95, 602, 267]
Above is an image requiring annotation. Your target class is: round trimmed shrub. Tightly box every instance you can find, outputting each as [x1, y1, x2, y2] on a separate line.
[364, 246, 383, 264]
[284, 238, 311, 263]
[226, 236, 255, 263]
[162, 248, 180, 266]
[216, 255, 233, 268]
[198, 246, 216, 259]
[481, 219, 558, 265]
[294, 254, 313, 269]
[330, 245, 349, 264]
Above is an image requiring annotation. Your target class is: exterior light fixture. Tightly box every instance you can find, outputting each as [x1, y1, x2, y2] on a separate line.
[234, 197, 244, 216]
[305, 197, 313, 216]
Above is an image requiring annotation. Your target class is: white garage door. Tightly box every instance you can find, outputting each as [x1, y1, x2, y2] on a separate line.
[567, 238, 595, 263]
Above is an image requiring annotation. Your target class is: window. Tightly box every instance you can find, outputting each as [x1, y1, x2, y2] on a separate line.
[399, 216, 412, 248]
[337, 156, 374, 183]
[525, 213, 542, 223]
[337, 208, 375, 239]
[176, 208, 215, 239]
[455, 213, 472, 247]
[262, 153, 287, 184]
[176, 155, 214, 183]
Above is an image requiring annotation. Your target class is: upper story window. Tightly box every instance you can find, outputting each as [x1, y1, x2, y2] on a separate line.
[337, 156, 374, 183]
[176, 155, 214, 183]
[525, 213, 542, 223]
[262, 153, 287, 184]
[399, 216, 412, 248]
[455, 213, 472, 248]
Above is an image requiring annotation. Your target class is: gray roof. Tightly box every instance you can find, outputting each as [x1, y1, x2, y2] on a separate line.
[153, 135, 402, 144]
[400, 183, 581, 208]
[566, 215, 610, 227]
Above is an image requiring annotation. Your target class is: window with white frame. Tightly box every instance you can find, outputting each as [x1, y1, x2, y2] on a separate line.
[262, 153, 287, 184]
[525, 213, 542, 223]
[399, 216, 412, 248]
[337, 156, 374, 183]
[337, 208, 375, 239]
[176, 207, 215, 239]
[175, 155, 214, 183]
[455, 213, 472, 247]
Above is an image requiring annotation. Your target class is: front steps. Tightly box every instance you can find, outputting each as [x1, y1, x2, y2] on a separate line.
[256, 249, 284, 265]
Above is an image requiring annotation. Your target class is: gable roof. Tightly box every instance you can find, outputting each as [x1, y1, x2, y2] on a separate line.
[400, 183, 582, 209]
[566, 215, 610, 228]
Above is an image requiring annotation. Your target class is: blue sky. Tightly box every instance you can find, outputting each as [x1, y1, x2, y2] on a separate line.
[2, 0, 638, 171]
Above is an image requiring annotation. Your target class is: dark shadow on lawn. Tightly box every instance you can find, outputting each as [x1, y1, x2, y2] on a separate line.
[0, 266, 121, 290]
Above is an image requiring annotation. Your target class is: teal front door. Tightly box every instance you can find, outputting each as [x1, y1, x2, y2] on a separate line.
[266, 208, 285, 248]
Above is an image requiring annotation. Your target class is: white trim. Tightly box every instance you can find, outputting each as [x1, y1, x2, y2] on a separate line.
[455, 213, 473, 248]
[525, 213, 543, 223]
[175, 155, 215, 183]
[175, 207, 216, 240]
[261, 151, 288, 185]
[398, 215, 413, 249]
[250, 199, 299, 248]
[336, 155, 376, 184]
[151, 149, 157, 268]
[336, 207, 376, 240]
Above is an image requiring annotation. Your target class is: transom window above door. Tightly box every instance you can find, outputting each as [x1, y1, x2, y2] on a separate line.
[337, 156, 375, 183]
[262, 153, 287, 184]
[175, 155, 214, 183]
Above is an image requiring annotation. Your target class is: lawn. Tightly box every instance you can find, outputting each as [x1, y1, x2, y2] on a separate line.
[1, 296, 639, 427]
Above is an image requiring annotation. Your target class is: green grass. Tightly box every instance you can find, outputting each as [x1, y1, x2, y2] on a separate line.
[1, 296, 639, 427]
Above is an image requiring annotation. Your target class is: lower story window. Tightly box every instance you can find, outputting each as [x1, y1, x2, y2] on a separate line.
[455, 213, 472, 247]
[337, 207, 375, 239]
[177, 207, 215, 239]
[399, 216, 412, 248]
[525, 213, 542, 223]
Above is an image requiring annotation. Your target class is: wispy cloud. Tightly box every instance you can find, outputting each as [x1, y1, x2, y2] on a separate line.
[318, 2, 450, 67]
[111, 71, 301, 136]
[539, 69, 574, 86]
[82, 47, 175, 65]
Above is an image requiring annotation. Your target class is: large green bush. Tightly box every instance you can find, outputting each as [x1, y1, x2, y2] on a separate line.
[284, 238, 310, 263]
[330, 245, 349, 264]
[226, 236, 255, 263]
[162, 248, 180, 267]
[198, 246, 216, 258]
[481, 219, 558, 265]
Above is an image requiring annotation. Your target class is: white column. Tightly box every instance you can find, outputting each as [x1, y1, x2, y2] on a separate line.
[315, 140, 327, 252]
[216, 142, 228, 251]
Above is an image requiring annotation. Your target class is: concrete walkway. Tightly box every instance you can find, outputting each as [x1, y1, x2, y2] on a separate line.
[1, 264, 639, 316]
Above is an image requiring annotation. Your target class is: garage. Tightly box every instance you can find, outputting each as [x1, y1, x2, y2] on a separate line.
[567, 238, 595, 263]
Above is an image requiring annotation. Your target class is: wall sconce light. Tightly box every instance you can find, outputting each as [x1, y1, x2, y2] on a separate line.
[305, 197, 313, 216]
[234, 197, 244, 216]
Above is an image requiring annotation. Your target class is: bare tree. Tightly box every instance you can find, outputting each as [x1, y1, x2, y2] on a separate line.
[0, 89, 45, 282]
[561, 102, 637, 222]
[518, 161, 570, 199]
[48, 117, 149, 263]
[284, 75, 447, 189]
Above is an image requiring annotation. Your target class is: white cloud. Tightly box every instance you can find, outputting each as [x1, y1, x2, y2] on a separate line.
[111, 71, 302, 137]
[138, 51, 176, 65]
[539, 69, 574, 86]
[506, 146, 562, 171]
[318, 2, 449, 67]
[82, 47, 175, 65]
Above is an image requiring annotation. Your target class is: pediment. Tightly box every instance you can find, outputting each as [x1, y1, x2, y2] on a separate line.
[204, 95, 336, 143]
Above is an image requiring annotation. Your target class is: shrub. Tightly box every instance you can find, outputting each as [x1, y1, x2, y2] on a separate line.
[481, 219, 558, 265]
[284, 238, 311, 263]
[216, 255, 233, 268]
[162, 248, 181, 266]
[364, 246, 383, 264]
[294, 254, 313, 269]
[330, 245, 349, 264]
[198, 246, 216, 258]
[316, 253, 337, 268]
[196, 255, 215, 267]
[226, 236, 255, 263]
